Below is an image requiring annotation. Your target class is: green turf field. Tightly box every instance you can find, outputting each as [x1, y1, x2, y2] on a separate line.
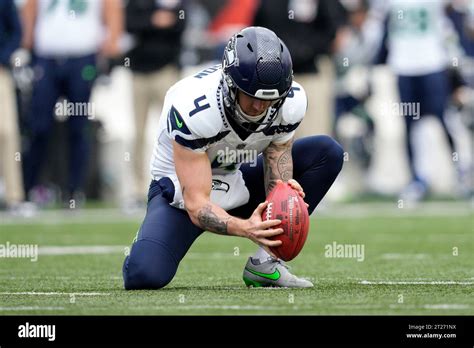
[0, 203, 473, 315]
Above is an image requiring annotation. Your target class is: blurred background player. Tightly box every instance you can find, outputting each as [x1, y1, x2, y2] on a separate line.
[332, 0, 378, 181]
[125, 0, 185, 209]
[0, 0, 36, 216]
[20, 0, 123, 207]
[377, 0, 471, 203]
[207, 0, 258, 58]
[253, 0, 346, 138]
[445, 0, 474, 133]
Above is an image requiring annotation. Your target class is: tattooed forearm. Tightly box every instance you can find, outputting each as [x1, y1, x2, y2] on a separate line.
[264, 155, 278, 194]
[197, 203, 230, 235]
[277, 150, 292, 180]
[263, 140, 293, 194]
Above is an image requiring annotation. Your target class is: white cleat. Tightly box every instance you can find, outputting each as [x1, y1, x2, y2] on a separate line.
[243, 257, 313, 288]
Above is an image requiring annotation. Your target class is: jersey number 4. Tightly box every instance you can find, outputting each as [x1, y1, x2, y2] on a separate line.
[189, 95, 211, 117]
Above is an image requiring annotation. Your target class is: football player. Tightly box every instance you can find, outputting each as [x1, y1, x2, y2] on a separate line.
[123, 27, 343, 289]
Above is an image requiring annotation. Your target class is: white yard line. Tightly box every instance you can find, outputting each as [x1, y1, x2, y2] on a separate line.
[389, 304, 471, 310]
[316, 203, 472, 218]
[0, 275, 123, 280]
[333, 303, 471, 310]
[186, 252, 236, 259]
[424, 304, 470, 309]
[380, 253, 430, 260]
[138, 305, 283, 311]
[0, 292, 110, 296]
[0, 243, 239, 258]
[0, 306, 65, 311]
[359, 280, 474, 285]
[332, 304, 387, 309]
[39, 245, 125, 255]
[37, 246, 235, 258]
[0, 209, 142, 226]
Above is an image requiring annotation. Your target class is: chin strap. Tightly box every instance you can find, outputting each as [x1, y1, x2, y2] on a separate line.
[227, 104, 279, 134]
[235, 102, 266, 122]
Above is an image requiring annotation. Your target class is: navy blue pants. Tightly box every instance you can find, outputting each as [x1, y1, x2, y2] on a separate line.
[122, 135, 344, 290]
[23, 54, 96, 195]
[397, 70, 455, 181]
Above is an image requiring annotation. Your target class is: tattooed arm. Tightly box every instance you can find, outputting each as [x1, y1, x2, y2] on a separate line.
[263, 138, 307, 200]
[263, 138, 294, 195]
[173, 141, 283, 246]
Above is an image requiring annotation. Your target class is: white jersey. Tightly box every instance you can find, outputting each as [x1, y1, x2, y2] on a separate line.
[150, 65, 307, 211]
[34, 0, 104, 57]
[385, 0, 450, 75]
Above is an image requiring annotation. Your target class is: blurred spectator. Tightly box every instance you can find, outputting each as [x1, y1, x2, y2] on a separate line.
[125, 0, 185, 207]
[376, 0, 470, 202]
[0, 0, 36, 215]
[253, 0, 346, 137]
[446, 0, 474, 131]
[333, 0, 377, 173]
[446, 0, 474, 59]
[207, 0, 258, 59]
[21, 0, 123, 207]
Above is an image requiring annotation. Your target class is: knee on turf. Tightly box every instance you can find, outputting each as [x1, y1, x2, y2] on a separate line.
[123, 240, 177, 290]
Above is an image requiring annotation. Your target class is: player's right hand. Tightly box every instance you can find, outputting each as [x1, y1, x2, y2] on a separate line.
[242, 201, 283, 247]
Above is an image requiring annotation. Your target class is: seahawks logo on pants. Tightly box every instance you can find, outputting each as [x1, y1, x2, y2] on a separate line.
[212, 179, 230, 193]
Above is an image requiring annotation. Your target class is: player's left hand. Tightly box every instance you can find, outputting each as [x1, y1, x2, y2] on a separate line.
[286, 179, 305, 198]
[284, 179, 309, 208]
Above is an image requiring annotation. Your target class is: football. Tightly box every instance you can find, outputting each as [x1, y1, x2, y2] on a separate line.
[262, 181, 310, 261]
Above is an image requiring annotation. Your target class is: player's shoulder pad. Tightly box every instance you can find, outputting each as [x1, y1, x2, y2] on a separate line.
[166, 69, 223, 140]
[280, 81, 307, 125]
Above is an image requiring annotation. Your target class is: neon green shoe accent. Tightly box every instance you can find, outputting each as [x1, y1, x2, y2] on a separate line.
[243, 276, 263, 287]
[245, 268, 281, 281]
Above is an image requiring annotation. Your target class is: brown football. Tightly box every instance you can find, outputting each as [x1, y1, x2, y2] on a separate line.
[262, 181, 310, 261]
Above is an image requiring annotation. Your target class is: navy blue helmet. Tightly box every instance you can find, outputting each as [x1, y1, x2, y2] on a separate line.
[221, 26, 293, 132]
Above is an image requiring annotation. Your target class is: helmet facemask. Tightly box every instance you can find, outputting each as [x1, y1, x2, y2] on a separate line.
[222, 75, 288, 133]
[221, 27, 293, 133]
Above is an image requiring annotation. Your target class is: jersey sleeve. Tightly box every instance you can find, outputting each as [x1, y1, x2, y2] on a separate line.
[271, 82, 307, 144]
[166, 88, 223, 153]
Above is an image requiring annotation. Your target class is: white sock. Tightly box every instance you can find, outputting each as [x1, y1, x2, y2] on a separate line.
[252, 247, 272, 263]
